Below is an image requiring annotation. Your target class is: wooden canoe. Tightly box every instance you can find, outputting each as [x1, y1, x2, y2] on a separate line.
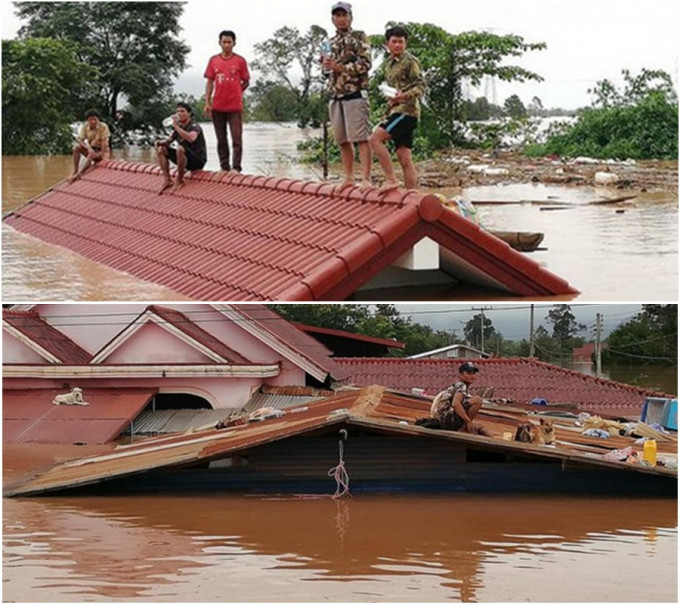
[489, 230, 545, 252]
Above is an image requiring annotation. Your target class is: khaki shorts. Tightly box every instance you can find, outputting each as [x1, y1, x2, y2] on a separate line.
[329, 97, 371, 144]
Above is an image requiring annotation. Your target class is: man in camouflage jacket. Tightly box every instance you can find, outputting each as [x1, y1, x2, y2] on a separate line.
[322, 2, 372, 189]
[370, 25, 426, 191]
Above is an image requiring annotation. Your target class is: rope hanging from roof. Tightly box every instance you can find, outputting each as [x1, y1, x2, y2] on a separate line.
[328, 429, 351, 498]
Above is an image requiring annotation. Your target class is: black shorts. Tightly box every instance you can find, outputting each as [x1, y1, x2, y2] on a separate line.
[167, 145, 206, 171]
[378, 113, 418, 149]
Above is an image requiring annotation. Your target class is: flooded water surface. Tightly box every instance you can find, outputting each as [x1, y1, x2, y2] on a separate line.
[2, 123, 677, 301]
[2, 491, 676, 602]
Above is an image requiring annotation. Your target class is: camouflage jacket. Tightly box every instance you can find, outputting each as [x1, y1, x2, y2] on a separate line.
[326, 28, 371, 99]
[384, 51, 426, 118]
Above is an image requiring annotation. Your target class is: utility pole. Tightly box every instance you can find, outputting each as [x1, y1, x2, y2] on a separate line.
[529, 304, 535, 357]
[471, 306, 492, 354]
[480, 308, 485, 354]
[595, 313, 603, 377]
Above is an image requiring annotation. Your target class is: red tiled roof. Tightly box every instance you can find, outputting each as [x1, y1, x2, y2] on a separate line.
[228, 305, 350, 382]
[146, 305, 251, 363]
[335, 357, 673, 415]
[3, 310, 91, 364]
[2, 387, 156, 444]
[3, 161, 578, 300]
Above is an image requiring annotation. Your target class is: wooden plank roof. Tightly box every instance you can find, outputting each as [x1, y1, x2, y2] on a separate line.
[3, 161, 579, 300]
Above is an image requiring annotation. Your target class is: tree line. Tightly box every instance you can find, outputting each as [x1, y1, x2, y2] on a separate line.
[3, 2, 676, 161]
[271, 304, 677, 368]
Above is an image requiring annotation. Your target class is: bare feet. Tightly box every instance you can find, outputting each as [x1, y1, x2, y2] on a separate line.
[172, 180, 185, 191]
[378, 181, 400, 194]
[158, 180, 173, 194]
[335, 180, 355, 193]
[359, 179, 373, 190]
[67, 173, 80, 184]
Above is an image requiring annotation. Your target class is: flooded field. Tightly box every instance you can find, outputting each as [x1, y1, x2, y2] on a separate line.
[2, 122, 677, 301]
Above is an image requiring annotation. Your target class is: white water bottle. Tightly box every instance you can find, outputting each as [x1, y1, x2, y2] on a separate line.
[162, 115, 176, 128]
[321, 39, 332, 74]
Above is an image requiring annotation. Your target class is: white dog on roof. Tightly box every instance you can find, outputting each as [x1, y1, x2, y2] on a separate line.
[52, 387, 89, 406]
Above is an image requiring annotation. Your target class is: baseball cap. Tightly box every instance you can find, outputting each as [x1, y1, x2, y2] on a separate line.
[331, 2, 352, 14]
[459, 362, 480, 374]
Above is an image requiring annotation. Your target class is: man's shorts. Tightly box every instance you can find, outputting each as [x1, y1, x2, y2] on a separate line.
[329, 94, 371, 144]
[438, 400, 472, 431]
[167, 145, 206, 171]
[378, 113, 418, 149]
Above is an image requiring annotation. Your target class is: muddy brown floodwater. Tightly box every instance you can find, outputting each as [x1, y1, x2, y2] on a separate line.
[2, 122, 677, 301]
[2, 443, 678, 603]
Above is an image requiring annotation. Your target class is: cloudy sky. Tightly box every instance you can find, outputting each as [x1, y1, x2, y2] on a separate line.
[393, 303, 644, 340]
[2, 0, 677, 109]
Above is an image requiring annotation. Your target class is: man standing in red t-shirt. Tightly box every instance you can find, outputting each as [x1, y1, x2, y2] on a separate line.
[204, 30, 250, 172]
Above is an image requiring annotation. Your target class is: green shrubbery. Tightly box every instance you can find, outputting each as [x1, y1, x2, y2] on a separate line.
[525, 70, 678, 160]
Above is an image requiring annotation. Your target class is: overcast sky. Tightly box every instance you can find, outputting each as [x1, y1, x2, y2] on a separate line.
[393, 303, 644, 340]
[2, 0, 677, 109]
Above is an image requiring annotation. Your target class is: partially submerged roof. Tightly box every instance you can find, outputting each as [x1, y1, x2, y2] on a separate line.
[5, 385, 675, 497]
[2, 387, 156, 444]
[335, 357, 674, 416]
[3, 310, 91, 364]
[3, 161, 578, 300]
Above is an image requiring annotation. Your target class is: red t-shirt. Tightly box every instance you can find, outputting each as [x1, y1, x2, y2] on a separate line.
[204, 53, 250, 112]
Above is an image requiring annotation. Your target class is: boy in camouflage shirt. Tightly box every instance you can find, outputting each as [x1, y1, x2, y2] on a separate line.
[370, 25, 426, 191]
[322, 2, 372, 189]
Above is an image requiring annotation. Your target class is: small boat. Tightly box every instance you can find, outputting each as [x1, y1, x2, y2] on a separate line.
[489, 230, 545, 252]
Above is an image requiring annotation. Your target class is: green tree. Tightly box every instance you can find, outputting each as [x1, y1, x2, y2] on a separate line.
[544, 305, 586, 362]
[247, 80, 300, 122]
[270, 304, 457, 357]
[462, 313, 496, 351]
[503, 94, 527, 119]
[2, 37, 94, 154]
[604, 305, 677, 365]
[15, 1, 190, 140]
[252, 25, 329, 127]
[371, 24, 545, 150]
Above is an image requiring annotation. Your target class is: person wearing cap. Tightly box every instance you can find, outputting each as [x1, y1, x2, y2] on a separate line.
[322, 2, 373, 190]
[370, 25, 426, 192]
[430, 362, 489, 434]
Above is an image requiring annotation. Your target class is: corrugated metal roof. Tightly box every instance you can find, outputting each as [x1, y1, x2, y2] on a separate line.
[3, 161, 578, 300]
[2, 388, 156, 444]
[124, 408, 238, 435]
[5, 385, 676, 497]
[336, 357, 673, 416]
[242, 384, 334, 413]
[3, 310, 91, 364]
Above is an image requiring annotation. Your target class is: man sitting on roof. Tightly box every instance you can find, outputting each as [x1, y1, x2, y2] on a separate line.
[155, 102, 207, 192]
[431, 362, 490, 435]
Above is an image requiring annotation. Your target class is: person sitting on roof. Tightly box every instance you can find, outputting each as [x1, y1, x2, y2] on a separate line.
[68, 109, 111, 182]
[431, 362, 489, 435]
[154, 102, 207, 193]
